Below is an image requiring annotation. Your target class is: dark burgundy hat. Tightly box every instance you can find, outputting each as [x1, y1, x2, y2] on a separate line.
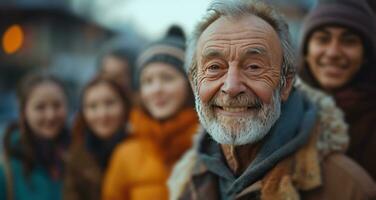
[300, 0, 376, 59]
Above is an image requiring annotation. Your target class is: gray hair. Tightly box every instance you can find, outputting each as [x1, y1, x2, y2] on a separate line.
[186, 0, 295, 89]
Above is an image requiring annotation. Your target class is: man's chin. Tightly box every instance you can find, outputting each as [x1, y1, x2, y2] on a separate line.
[205, 122, 267, 146]
[209, 132, 266, 146]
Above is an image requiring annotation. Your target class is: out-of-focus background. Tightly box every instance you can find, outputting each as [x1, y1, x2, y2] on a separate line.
[1, 0, 373, 136]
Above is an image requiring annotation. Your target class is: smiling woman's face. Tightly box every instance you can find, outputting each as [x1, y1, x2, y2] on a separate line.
[306, 26, 364, 91]
[140, 62, 188, 120]
[25, 82, 67, 139]
[83, 82, 125, 139]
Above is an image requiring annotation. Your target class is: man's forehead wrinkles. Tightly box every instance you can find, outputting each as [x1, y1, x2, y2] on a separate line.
[201, 43, 227, 54]
[206, 26, 269, 35]
[229, 38, 266, 45]
[244, 47, 267, 55]
[206, 26, 271, 36]
[203, 40, 230, 48]
[201, 48, 226, 58]
[202, 35, 272, 47]
[238, 43, 266, 50]
[204, 28, 250, 36]
[202, 38, 270, 48]
[200, 43, 272, 60]
[233, 38, 270, 47]
[206, 33, 270, 42]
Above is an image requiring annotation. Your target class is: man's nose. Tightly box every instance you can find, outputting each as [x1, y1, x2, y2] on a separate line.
[221, 65, 246, 97]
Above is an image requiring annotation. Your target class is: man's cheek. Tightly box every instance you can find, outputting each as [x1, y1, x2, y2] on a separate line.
[245, 76, 280, 104]
[198, 78, 222, 103]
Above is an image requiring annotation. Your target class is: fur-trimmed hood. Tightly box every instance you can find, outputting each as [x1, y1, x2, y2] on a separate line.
[294, 77, 348, 156]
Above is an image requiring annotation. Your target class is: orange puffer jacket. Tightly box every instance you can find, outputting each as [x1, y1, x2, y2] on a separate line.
[102, 108, 199, 200]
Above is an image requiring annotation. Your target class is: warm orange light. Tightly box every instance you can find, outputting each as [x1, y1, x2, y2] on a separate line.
[2, 24, 24, 54]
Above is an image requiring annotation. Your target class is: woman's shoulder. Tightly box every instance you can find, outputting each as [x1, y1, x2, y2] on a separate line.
[112, 137, 149, 157]
[109, 136, 159, 169]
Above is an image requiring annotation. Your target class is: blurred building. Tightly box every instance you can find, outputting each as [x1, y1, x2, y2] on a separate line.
[0, 0, 115, 132]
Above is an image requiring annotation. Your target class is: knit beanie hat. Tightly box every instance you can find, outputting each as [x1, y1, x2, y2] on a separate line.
[136, 25, 186, 88]
[300, 0, 376, 58]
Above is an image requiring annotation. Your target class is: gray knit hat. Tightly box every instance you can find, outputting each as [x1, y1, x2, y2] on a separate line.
[135, 25, 186, 88]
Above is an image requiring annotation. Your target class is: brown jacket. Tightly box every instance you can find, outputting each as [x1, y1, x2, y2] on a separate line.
[168, 80, 376, 200]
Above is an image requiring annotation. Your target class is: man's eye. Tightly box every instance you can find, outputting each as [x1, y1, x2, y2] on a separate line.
[208, 64, 221, 71]
[244, 64, 264, 75]
[247, 64, 260, 70]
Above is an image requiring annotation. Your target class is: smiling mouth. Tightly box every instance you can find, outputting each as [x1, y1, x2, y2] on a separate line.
[320, 61, 348, 69]
[213, 105, 260, 116]
[321, 65, 348, 77]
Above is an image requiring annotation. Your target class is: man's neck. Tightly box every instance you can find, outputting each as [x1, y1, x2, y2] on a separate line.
[220, 142, 262, 177]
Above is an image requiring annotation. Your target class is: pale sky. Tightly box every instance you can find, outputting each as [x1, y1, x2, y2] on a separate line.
[72, 0, 211, 39]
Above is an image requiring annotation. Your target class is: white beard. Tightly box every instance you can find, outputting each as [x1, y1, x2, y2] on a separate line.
[195, 90, 282, 145]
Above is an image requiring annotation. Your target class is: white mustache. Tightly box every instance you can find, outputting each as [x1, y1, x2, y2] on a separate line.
[210, 94, 263, 109]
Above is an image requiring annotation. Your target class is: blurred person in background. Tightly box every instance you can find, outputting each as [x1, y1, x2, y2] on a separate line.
[102, 26, 199, 200]
[0, 73, 70, 200]
[63, 76, 131, 200]
[97, 42, 139, 98]
[299, 0, 376, 180]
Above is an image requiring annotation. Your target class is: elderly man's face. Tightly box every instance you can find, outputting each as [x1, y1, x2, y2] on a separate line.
[195, 15, 288, 145]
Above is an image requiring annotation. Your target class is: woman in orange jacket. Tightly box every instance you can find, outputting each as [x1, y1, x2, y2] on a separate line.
[102, 26, 199, 200]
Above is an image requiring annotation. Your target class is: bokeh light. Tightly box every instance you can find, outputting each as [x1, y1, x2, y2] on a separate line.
[2, 24, 24, 54]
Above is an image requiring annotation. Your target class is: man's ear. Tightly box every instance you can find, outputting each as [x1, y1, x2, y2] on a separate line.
[281, 75, 294, 102]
